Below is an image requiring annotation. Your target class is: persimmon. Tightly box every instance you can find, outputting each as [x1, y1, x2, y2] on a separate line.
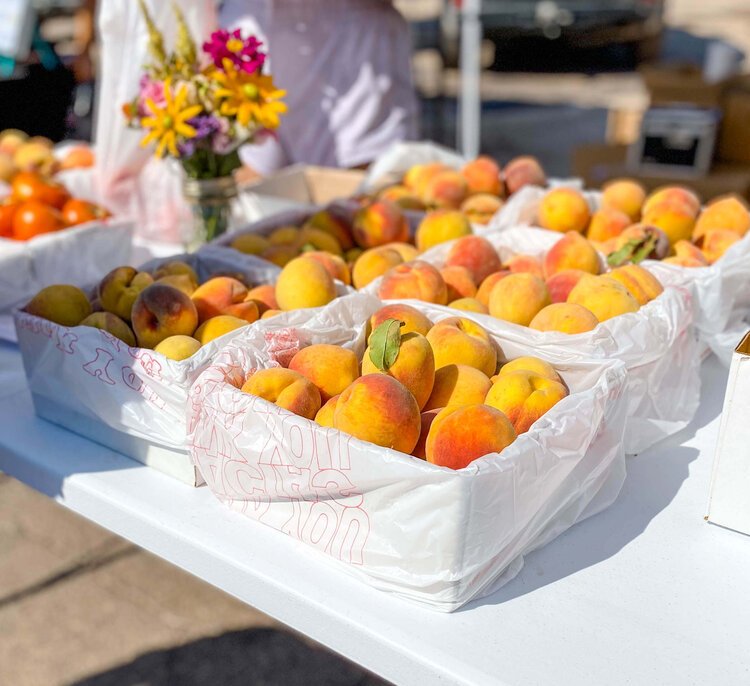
[11, 171, 70, 209]
[61, 198, 110, 226]
[0, 200, 19, 238]
[59, 146, 94, 170]
[12, 200, 63, 240]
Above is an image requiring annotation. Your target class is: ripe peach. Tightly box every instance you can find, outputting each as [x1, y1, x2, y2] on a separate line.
[460, 193, 503, 225]
[412, 408, 442, 459]
[488, 273, 550, 326]
[440, 265, 477, 301]
[246, 284, 278, 314]
[423, 364, 492, 411]
[404, 162, 448, 195]
[610, 224, 670, 262]
[504, 254, 544, 278]
[334, 374, 421, 453]
[503, 156, 546, 195]
[415, 210, 472, 252]
[587, 207, 632, 242]
[545, 269, 586, 303]
[154, 335, 201, 361]
[152, 261, 199, 285]
[567, 275, 639, 322]
[156, 274, 197, 296]
[426, 317, 497, 376]
[673, 240, 709, 266]
[261, 309, 283, 319]
[699, 229, 741, 264]
[606, 265, 663, 305]
[241, 368, 321, 420]
[191, 276, 249, 324]
[368, 303, 433, 339]
[426, 404, 516, 470]
[485, 370, 568, 434]
[693, 195, 750, 240]
[131, 284, 199, 349]
[449, 297, 488, 314]
[99, 267, 154, 321]
[445, 235, 503, 284]
[315, 394, 340, 428]
[461, 156, 502, 196]
[301, 250, 351, 285]
[352, 247, 403, 289]
[275, 257, 337, 310]
[194, 315, 247, 345]
[642, 201, 696, 245]
[384, 242, 419, 262]
[601, 179, 646, 222]
[378, 261, 448, 305]
[79, 312, 136, 346]
[538, 188, 590, 233]
[543, 231, 601, 278]
[377, 185, 425, 211]
[304, 209, 355, 251]
[422, 169, 469, 209]
[529, 303, 599, 334]
[643, 186, 700, 217]
[497, 356, 561, 383]
[289, 344, 360, 402]
[296, 227, 344, 256]
[230, 233, 271, 255]
[26, 285, 92, 327]
[261, 244, 298, 267]
[476, 271, 511, 306]
[352, 201, 409, 249]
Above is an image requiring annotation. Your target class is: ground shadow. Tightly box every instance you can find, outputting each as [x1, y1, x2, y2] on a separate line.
[70, 628, 388, 686]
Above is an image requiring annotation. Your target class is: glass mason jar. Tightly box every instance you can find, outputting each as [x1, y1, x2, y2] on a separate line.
[182, 175, 238, 251]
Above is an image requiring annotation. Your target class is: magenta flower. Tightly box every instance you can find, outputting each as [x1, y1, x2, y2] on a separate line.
[203, 29, 266, 74]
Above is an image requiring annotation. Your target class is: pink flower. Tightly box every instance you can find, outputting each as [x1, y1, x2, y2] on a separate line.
[138, 75, 166, 117]
[203, 29, 266, 74]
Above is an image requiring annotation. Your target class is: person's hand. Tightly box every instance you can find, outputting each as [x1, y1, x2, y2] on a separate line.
[235, 165, 262, 185]
[71, 51, 94, 83]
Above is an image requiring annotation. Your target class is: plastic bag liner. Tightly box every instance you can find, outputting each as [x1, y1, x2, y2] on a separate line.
[489, 184, 750, 366]
[187, 292, 629, 611]
[366, 227, 700, 455]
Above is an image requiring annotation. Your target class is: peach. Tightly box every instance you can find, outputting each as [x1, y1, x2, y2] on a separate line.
[296, 227, 344, 256]
[315, 394, 340, 428]
[333, 375, 421, 453]
[413, 408, 442, 459]
[156, 274, 197, 296]
[245, 284, 278, 314]
[587, 207, 632, 242]
[79, 312, 136, 346]
[460, 193, 504, 225]
[546, 269, 586, 303]
[485, 370, 568, 434]
[415, 210, 472, 252]
[352, 201, 409, 249]
[190, 276, 246, 323]
[694, 195, 750, 240]
[426, 404, 516, 470]
[289, 344, 360, 402]
[275, 256, 337, 310]
[503, 156, 546, 195]
[368, 303, 433, 339]
[606, 264, 663, 305]
[488, 273, 550, 326]
[497, 356, 561, 382]
[345, 247, 364, 265]
[26, 285, 92, 327]
[601, 179, 646, 222]
[385, 242, 419, 262]
[449, 297, 488, 314]
[194, 315, 247, 345]
[131, 284, 199, 349]
[152, 261, 199, 285]
[538, 188, 590, 233]
[301, 251, 351, 285]
[673, 240, 709, 265]
[543, 231, 601, 277]
[461, 156, 502, 196]
[378, 261, 448, 305]
[377, 185, 425, 211]
[230, 233, 271, 255]
[99, 267, 154, 321]
[567, 275, 639, 322]
[643, 186, 701, 217]
[0, 129, 27, 157]
[445, 235, 503, 284]
[699, 229, 741, 264]
[241, 368, 321, 420]
[423, 364, 492, 411]
[154, 335, 201, 361]
[422, 169, 469, 210]
[261, 309, 283, 319]
[529, 303, 599, 334]
[505, 254, 544, 278]
[642, 201, 696, 245]
[476, 271, 511, 306]
[404, 162, 448, 195]
[662, 256, 705, 268]
[261, 244, 298, 267]
[304, 209, 355, 251]
[352, 247, 404, 289]
[426, 317, 497, 376]
[440, 265, 477, 301]
[268, 226, 301, 245]
[610, 224, 670, 262]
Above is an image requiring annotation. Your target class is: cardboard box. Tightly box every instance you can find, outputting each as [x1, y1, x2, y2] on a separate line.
[718, 79, 750, 164]
[707, 331, 750, 536]
[640, 64, 729, 108]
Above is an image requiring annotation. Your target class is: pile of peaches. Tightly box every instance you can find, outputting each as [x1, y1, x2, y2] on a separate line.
[0, 128, 94, 181]
[536, 181, 750, 268]
[238, 303, 569, 470]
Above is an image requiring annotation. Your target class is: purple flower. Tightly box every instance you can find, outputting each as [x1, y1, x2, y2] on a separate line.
[203, 29, 266, 74]
[187, 115, 221, 140]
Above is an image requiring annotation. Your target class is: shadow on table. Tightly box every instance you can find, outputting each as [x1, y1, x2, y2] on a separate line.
[463, 357, 727, 611]
[71, 627, 387, 686]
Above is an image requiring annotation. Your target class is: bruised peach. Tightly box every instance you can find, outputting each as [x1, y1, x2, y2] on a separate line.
[241, 368, 321, 420]
[497, 356, 561, 383]
[246, 284, 278, 314]
[194, 315, 247, 345]
[422, 169, 469, 210]
[26, 285, 92, 327]
[131, 284, 199, 349]
[642, 201, 696, 245]
[461, 156, 502, 196]
[503, 156, 546, 195]
[543, 231, 600, 278]
[412, 408, 442, 459]
[505, 254, 544, 278]
[334, 375, 421, 453]
[529, 303, 599, 334]
[488, 273, 550, 326]
[304, 209, 355, 251]
[275, 257, 337, 311]
[546, 269, 586, 303]
[445, 235, 503, 284]
[352, 247, 403, 289]
[699, 229, 741, 264]
[449, 297, 488, 314]
[79, 312, 136, 346]
[601, 179, 646, 222]
[426, 404, 516, 469]
[440, 265, 477, 301]
[423, 364, 492, 411]
[476, 271, 511, 306]
[289, 344, 360, 403]
[460, 193, 503, 225]
[643, 186, 700, 217]
[567, 274, 639, 322]
[99, 267, 154, 321]
[352, 201, 409, 249]
[606, 264, 663, 305]
[368, 303, 433, 339]
[378, 261, 448, 305]
[611, 224, 671, 261]
[694, 195, 750, 240]
[538, 188, 590, 233]
[587, 207, 632, 243]
[416, 210, 472, 252]
[301, 250, 351, 285]
[230, 233, 271, 256]
[426, 317, 497, 376]
[153, 335, 201, 361]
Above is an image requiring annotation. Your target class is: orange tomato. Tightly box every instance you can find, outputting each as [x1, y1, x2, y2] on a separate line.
[61, 198, 110, 226]
[11, 171, 70, 209]
[12, 200, 63, 240]
[60, 146, 95, 170]
[0, 200, 19, 238]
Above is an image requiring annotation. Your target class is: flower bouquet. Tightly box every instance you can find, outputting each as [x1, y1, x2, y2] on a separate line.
[123, 1, 286, 246]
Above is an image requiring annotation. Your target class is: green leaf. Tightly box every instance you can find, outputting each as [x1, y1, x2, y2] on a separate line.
[606, 238, 641, 267]
[300, 243, 317, 253]
[631, 234, 657, 264]
[368, 319, 404, 372]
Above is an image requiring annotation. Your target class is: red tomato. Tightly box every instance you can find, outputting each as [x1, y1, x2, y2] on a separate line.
[12, 200, 63, 240]
[11, 171, 70, 209]
[61, 198, 111, 226]
[0, 200, 19, 238]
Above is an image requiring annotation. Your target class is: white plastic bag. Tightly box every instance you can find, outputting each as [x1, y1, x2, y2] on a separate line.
[187, 292, 629, 611]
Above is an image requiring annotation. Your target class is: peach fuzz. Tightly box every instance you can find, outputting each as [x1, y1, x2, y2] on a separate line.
[445, 235, 502, 284]
[587, 207, 632, 242]
[352, 247, 403, 289]
[191, 276, 249, 324]
[423, 364, 492, 411]
[606, 265, 663, 305]
[377, 261, 448, 305]
[460, 193, 503, 225]
[529, 303, 599, 334]
[642, 201, 696, 245]
[422, 169, 469, 209]
[362, 331, 435, 409]
[302, 251, 351, 285]
[476, 271, 510, 306]
[485, 370, 568, 434]
[289, 344, 360, 402]
[601, 179, 646, 222]
[567, 275, 639, 322]
[131, 284, 198, 349]
[315, 395, 340, 428]
[426, 317, 497, 376]
[643, 186, 700, 217]
[693, 195, 750, 240]
[461, 156, 502, 196]
[543, 231, 600, 278]
[26, 284, 92, 328]
[425, 404, 516, 470]
[245, 284, 278, 314]
[368, 303, 433, 339]
[333, 374, 421, 454]
[503, 156, 546, 195]
[230, 233, 270, 256]
[154, 335, 201, 361]
[415, 210, 472, 252]
[449, 297, 488, 314]
[440, 265, 477, 301]
[241, 368, 321, 420]
[537, 188, 590, 233]
[505, 254, 544, 279]
[261, 244, 297, 267]
[412, 408, 442, 459]
[488, 273, 550, 326]
[99, 267, 153, 321]
[79, 312, 136, 347]
[699, 229, 741, 264]
[546, 269, 586, 304]
[304, 209, 355, 250]
[194, 315, 247, 345]
[352, 200, 409, 249]
[275, 256, 337, 311]
[497, 356, 561, 383]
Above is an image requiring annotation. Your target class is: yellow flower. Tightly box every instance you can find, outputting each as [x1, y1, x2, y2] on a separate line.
[212, 59, 287, 129]
[140, 79, 203, 157]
